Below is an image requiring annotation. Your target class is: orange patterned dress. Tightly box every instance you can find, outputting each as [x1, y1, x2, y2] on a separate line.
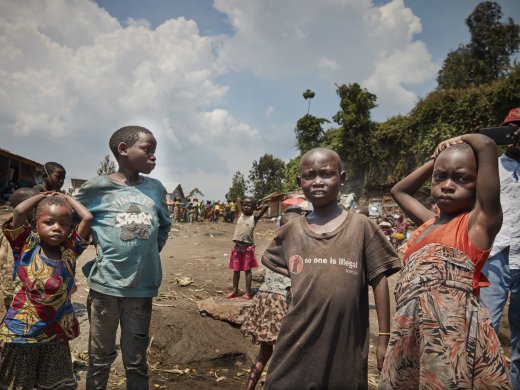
[378, 212, 511, 389]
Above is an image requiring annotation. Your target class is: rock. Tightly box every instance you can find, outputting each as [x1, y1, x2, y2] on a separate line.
[252, 268, 265, 283]
[149, 303, 254, 365]
[197, 297, 252, 325]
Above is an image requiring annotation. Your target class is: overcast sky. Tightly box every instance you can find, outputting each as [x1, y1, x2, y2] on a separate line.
[0, 0, 518, 199]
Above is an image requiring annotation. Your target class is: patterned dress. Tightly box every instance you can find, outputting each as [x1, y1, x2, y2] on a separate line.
[241, 269, 290, 344]
[378, 213, 511, 389]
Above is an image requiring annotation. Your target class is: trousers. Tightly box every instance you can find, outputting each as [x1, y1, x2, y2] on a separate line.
[481, 247, 520, 390]
[86, 289, 153, 390]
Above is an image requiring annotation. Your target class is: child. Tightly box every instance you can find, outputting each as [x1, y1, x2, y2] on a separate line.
[226, 197, 268, 300]
[8, 187, 39, 209]
[378, 134, 511, 388]
[74, 125, 171, 389]
[34, 162, 66, 192]
[241, 207, 302, 390]
[262, 148, 401, 389]
[0, 191, 92, 389]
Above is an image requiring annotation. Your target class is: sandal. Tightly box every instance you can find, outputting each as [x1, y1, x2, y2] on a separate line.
[225, 292, 237, 299]
[242, 293, 251, 300]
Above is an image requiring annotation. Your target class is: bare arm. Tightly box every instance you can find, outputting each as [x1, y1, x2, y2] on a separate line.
[261, 256, 290, 278]
[236, 198, 242, 216]
[11, 193, 48, 228]
[59, 193, 93, 240]
[372, 274, 391, 371]
[459, 134, 501, 249]
[390, 160, 437, 227]
[255, 202, 269, 221]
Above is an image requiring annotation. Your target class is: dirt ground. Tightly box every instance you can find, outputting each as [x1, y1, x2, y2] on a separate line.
[0, 205, 512, 389]
[68, 219, 392, 389]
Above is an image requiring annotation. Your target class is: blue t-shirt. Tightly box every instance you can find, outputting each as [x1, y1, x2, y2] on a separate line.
[75, 175, 171, 297]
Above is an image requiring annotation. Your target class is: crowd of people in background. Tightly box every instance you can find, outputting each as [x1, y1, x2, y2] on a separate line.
[170, 198, 238, 223]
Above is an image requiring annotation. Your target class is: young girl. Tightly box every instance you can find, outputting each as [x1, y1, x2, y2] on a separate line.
[226, 197, 268, 300]
[378, 134, 511, 388]
[0, 192, 92, 389]
[241, 208, 301, 389]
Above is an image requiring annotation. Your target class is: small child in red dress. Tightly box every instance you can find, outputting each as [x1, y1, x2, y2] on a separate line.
[226, 197, 268, 300]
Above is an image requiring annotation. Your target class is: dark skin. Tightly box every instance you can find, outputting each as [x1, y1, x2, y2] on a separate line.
[244, 211, 298, 390]
[12, 192, 92, 260]
[42, 167, 66, 192]
[390, 133, 502, 251]
[263, 147, 392, 370]
[109, 132, 157, 186]
[227, 198, 268, 298]
[504, 124, 520, 162]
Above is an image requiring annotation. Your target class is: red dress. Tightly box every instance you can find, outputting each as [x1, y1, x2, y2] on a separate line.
[378, 212, 511, 389]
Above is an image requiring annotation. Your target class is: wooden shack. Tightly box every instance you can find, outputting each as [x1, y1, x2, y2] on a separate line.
[0, 148, 43, 195]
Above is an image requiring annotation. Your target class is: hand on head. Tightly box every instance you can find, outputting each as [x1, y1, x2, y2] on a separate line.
[431, 136, 464, 160]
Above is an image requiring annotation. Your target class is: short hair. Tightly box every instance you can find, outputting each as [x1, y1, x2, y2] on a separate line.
[109, 126, 153, 159]
[299, 148, 342, 174]
[243, 196, 257, 206]
[438, 143, 473, 155]
[9, 188, 39, 208]
[44, 162, 65, 176]
[34, 196, 72, 221]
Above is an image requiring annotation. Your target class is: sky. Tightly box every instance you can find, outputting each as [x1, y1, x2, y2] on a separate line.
[1, 0, 519, 200]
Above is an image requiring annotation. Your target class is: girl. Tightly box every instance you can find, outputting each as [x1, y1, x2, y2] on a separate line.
[226, 197, 268, 300]
[0, 192, 92, 389]
[379, 134, 511, 388]
[240, 208, 301, 389]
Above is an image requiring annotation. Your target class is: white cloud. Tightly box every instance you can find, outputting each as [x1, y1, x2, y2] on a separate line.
[215, 0, 436, 114]
[0, 0, 438, 199]
[126, 17, 152, 29]
[0, 0, 260, 199]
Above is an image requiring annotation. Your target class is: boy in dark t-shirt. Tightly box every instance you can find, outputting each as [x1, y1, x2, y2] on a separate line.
[262, 148, 401, 390]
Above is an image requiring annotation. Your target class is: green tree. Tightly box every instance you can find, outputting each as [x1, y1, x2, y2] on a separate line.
[294, 114, 329, 154]
[283, 156, 302, 192]
[97, 155, 116, 176]
[437, 1, 520, 89]
[303, 89, 316, 114]
[226, 171, 247, 200]
[248, 154, 285, 200]
[332, 83, 376, 194]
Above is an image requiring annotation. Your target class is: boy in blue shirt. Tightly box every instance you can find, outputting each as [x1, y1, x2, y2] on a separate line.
[75, 125, 171, 389]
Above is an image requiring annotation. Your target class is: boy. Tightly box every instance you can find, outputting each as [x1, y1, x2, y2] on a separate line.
[262, 148, 401, 389]
[34, 162, 66, 192]
[75, 125, 171, 389]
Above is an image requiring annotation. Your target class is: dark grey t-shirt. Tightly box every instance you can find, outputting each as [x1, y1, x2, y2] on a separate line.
[263, 210, 401, 390]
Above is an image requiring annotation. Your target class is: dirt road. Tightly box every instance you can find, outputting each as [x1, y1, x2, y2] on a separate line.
[69, 219, 392, 389]
[0, 208, 510, 389]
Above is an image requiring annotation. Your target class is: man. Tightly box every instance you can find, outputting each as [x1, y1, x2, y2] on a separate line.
[481, 107, 520, 389]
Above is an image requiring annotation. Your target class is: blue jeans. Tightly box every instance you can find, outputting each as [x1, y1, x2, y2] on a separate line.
[86, 290, 152, 390]
[481, 247, 520, 389]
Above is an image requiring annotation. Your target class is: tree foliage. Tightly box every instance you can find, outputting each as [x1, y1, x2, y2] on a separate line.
[437, 1, 519, 89]
[226, 171, 247, 201]
[303, 89, 316, 114]
[294, 114, 329, 154]
[283, 156, 302, 192]
[248, 154, 285, 200]
[333, 83, 377, 162]
[97, 155, 116, 176]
